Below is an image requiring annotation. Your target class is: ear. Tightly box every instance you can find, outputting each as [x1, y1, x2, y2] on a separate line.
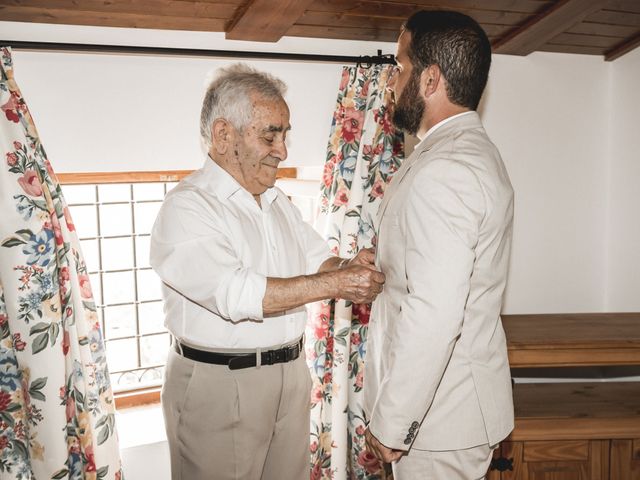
[420, 64, 441, 99]
[211, 118, 233, 155]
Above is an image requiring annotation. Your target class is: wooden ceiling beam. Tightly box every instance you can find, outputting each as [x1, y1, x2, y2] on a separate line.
[225, 0, 315, 42]
[605, 31, 640, 61]
[492, 0, 611, 56]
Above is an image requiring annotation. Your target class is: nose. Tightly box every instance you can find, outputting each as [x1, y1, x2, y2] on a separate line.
[272, 139, 287, 162]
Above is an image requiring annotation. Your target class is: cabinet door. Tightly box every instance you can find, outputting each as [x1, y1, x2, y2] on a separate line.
[610, 439, 640, 480]
[498, 440, 608, 480]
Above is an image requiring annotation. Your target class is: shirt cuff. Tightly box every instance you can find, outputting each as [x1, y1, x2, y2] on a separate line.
[244, 271, 266, 321]
[222, 269, 266, 322]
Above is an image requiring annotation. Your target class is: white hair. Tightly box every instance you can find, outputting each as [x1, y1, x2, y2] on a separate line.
[200, 63, 287, 149]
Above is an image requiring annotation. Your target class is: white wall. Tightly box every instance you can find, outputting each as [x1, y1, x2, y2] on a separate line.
[606, 46, 640, 311]
[481, 53, 609, 313]
[1, 21, 636, 315]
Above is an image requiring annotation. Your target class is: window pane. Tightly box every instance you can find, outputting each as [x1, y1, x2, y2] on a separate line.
[138, 301, 165, 334]
[134, 202, 162, 234]
[135, 236, 151, 268]
[101, 237, 134, 271]
[98, 183, 131, 203]
[133, 183, 165, 201]
[140, 333, 170, 367]
[99, 204, 132, 237]
[69, 205, 98, 238]
[137, 269, 162, 302]
[102, 271, 135, 304]
[111, 371, 140, 391]
[105, 337, 138, 372]
[81, 239, 100, 273]
[63, 184, 96, 204]
[139, 366, 164, 386]
[103, 304, 137, 340]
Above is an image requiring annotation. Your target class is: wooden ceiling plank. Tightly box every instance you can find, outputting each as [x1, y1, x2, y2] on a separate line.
[551, 32, 622, 48]
[538, 43, 604, 55]
[492, 0, 611, 55]
[0, 0, 238, 20]
[225, 0, 315, 42]
[326, 0, 548, 13]
[604, 0, 640, 14]
[569, 21, 638, 38]
[287, 24, 399, 42]
[0, 5, 228, 31]
[309, 0, 533, 24]
[296, 11, 511, 37]
[587, 10, 640, 27]
[605, 31, 640, 61]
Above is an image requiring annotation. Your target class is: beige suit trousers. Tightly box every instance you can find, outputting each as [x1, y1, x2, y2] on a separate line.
[162, 345, 312, 480]
[392, 443, 494, 480]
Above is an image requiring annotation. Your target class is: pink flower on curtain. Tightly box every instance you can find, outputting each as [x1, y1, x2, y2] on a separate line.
[358, 450, 383, 475]
[6, 151, 18, 166]
[17, 169, 43, 196]
[1, 92, 21, 123]
[78, 274, 93, 299]
[340, 107, 364, 144]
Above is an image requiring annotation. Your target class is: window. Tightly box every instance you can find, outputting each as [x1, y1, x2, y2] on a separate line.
[62, 177, 178, 393]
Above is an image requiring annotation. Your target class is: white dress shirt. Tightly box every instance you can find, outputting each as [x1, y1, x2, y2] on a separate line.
[150, 158, 331, 349]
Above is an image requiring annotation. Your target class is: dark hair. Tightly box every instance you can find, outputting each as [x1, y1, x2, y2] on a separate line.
[404, 10, 491, 110]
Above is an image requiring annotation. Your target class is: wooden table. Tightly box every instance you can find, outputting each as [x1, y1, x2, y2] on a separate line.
[503, 313, 640, 368]
[488, 313, 640, 479]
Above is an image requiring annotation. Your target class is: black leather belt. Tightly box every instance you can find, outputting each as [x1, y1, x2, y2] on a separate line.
[175, 337, 303, 370]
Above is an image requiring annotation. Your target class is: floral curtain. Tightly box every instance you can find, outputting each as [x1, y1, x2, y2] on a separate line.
[307, 64, 403, 480]
[0, 47, 123, 479]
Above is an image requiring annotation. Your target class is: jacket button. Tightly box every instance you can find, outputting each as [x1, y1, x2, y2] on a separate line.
[404, 438, 412, 445]
[411, 421, 420, 428]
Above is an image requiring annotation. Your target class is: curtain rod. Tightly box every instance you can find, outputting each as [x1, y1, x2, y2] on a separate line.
[0, 40, 396, 65]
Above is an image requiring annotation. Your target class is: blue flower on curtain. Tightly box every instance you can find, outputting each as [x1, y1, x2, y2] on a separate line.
[307, 64, 403, 480]
[0, 46, 123, 480]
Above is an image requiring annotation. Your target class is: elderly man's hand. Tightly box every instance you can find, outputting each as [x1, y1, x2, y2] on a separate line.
[335, 263, 385, 304]
[365, 428, 404, 463]
[348, 247, 376, 269]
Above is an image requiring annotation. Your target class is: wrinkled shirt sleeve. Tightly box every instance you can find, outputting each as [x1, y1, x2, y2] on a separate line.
[150, 190, 266, 323]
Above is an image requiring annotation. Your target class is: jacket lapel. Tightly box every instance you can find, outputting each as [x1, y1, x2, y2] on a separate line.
[375, 112, 483, 232]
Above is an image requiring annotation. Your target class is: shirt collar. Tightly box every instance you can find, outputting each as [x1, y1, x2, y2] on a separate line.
[201, 156, 278, 207]
[415, 111, 475, 150]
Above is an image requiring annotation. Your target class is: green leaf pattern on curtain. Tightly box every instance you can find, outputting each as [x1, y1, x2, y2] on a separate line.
[307, 64, 403, 480]
[0, 47, 123, 480]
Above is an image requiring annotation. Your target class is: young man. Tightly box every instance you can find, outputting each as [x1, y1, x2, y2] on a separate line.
[364, 11, 515, 479]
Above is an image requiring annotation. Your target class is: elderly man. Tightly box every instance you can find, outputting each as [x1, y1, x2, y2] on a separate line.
[150, 64, 385, 480]
[363, 10, 515, 480]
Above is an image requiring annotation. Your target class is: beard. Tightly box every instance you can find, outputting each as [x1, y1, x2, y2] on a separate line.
[391, 71, 424, 136]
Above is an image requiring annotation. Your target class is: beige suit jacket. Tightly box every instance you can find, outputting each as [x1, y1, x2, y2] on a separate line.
[363, 111, 514, 451]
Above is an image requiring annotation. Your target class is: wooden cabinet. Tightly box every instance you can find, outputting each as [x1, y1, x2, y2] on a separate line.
[495, 440, 608, 480]
[489, 313, 640, 480]
[610, 439, 640, 480]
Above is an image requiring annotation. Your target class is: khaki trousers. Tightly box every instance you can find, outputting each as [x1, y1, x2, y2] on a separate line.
[392, 443, 494, 480]
[161, 345, 312, 480]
